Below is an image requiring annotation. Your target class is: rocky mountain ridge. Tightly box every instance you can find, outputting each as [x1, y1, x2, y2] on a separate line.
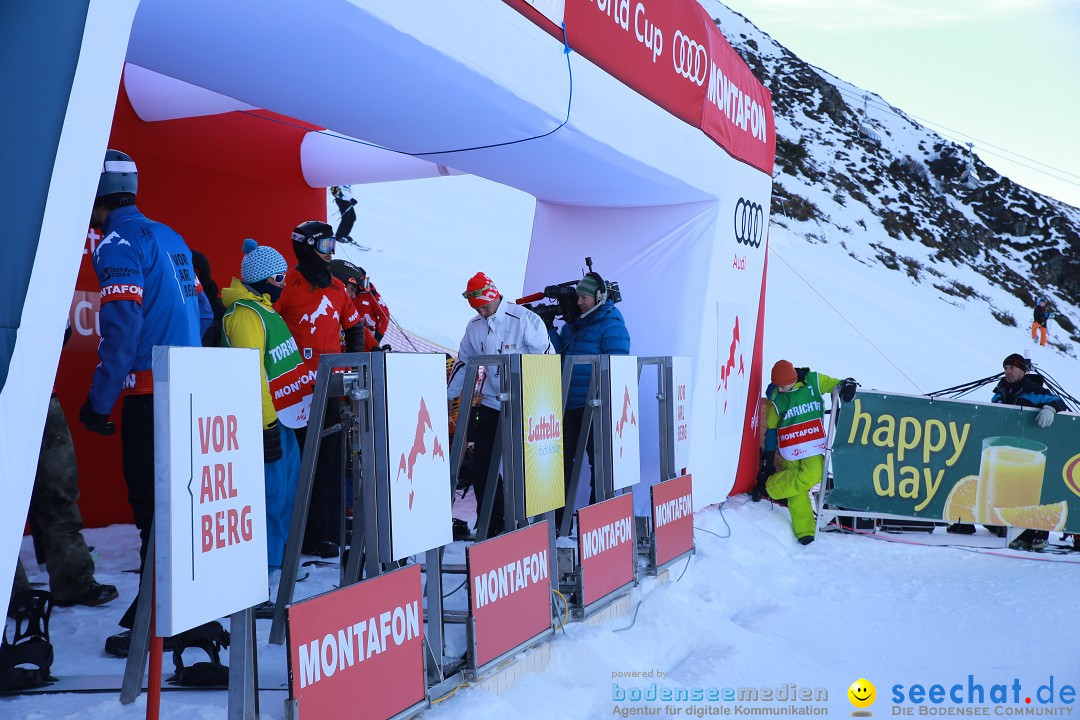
[705, 1, 1080, 352]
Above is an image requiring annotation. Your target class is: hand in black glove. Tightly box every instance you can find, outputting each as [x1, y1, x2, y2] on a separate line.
[839, 378, 859, 403]
[753, 450, 775, 502]
[263, 421, 283, 463]
[758, 450, 775, 478]
[79, 401, 115, 436]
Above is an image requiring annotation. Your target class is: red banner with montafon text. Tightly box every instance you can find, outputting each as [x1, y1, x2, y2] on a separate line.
[286, 565, 425, 720]
[506, 0, 775, 175]
[468, 522, 552, 668]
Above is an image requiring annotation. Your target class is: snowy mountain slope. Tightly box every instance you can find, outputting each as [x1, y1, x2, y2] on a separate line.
[700, 0, 1080, 354]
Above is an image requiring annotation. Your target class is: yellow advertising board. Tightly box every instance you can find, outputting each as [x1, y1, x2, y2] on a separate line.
[521, 354, 565, 516]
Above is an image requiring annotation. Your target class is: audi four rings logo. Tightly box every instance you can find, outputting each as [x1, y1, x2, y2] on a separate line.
[734, 199, 763, 248]
[672, 31, 708, 86]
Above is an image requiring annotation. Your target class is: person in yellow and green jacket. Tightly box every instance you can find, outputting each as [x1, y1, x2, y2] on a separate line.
[763, 360, 858, 545]
[222, 239, 312, 580]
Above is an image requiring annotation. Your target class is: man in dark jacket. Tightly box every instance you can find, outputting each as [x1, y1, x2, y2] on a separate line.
[554, 274, 630, 529]
[993, 353, 1067, 550]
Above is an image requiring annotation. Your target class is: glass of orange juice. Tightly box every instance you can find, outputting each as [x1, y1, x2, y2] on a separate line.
[974, 437, 1047, 524]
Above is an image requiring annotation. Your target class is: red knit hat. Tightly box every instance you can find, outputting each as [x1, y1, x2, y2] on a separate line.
[771, 360, 798, 386]
[463, 272, 499, 308]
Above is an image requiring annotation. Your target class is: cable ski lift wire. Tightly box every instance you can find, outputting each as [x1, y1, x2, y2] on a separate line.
[830, 85, 1080, 190]
[770, 248, 925, 394]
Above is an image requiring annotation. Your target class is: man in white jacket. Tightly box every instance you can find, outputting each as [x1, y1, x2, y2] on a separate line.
[448, 272, 554, 535]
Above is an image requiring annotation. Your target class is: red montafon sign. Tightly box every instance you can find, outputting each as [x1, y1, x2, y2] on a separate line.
[287, 565, 425, 720]
[505, 0, 776, 175]
[651, 474, 694, 567]
[577, 493, 636, 607]
[468, 522, 552, 668]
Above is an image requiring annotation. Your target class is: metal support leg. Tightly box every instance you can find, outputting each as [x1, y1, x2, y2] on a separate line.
[424, 547, 444, 685]
[498, 401, 519, 531]
[270, 359, 333, 645]
[228, 608, 257, 720]
[120, 530, 155, 704]
[475, 432, 502, 542]
[559, 362, 601, 537]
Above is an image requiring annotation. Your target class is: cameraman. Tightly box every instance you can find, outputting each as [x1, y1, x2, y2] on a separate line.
[554, 274, 630, 525]
[448, 273, 554, 536]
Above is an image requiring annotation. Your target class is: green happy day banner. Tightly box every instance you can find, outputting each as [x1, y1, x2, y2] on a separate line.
[829, 393, 1080, 533]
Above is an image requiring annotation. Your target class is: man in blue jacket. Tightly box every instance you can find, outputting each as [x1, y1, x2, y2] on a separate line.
[79, 149, 213, 655]
[554, 273, 630, 529]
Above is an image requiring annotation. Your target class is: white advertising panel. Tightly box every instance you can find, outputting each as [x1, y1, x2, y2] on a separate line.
[607, 355, 640, 490]
[154, 346, 267, 637]
[671, 355, 692, 476]
[385, 353, 453, 560]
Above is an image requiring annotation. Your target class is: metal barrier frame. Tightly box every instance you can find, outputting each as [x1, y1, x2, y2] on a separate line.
[636, 357, 690, 576]
[558, 355, 606, 537]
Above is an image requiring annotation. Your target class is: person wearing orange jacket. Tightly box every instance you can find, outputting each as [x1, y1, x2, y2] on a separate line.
[1031, 298, 1054, 347]
[275, 220, 364, 558]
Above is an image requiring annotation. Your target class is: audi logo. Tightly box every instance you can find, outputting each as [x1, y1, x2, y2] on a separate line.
[734, 198, 763, 248]
[672, 31, 708, 86]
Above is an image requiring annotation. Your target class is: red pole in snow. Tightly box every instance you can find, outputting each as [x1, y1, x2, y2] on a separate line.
[146, 584, 163, 720]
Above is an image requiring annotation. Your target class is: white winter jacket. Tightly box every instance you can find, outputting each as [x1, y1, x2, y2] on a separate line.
[447, 297, 554, 410]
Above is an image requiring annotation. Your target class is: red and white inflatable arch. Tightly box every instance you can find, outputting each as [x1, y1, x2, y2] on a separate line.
[4, 0, 774, 588]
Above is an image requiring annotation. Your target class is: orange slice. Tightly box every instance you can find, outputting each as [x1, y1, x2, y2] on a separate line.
[941, 475, 978, 523]
[993, 502, 1068, 532]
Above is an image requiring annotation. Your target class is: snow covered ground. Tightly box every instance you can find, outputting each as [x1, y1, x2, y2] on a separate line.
[6, 171, 1078, 719]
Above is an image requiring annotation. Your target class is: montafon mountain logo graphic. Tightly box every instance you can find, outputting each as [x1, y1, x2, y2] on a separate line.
[300, 295, 339, 334]
[396, 397, 446, 509]
[615, 386, 637, 458]
[717, 315, 744, 414]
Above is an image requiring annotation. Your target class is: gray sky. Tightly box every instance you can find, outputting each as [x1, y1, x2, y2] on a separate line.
[718, 0, 1080, 208]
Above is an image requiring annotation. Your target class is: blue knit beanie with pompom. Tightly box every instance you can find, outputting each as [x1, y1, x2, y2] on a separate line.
[240, 238, 288, 283]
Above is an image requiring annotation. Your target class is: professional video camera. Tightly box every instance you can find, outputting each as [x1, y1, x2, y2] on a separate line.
[515, 257, 622, 329]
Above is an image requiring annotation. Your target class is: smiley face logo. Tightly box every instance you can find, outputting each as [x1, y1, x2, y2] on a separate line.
[848, 678, 876, 711]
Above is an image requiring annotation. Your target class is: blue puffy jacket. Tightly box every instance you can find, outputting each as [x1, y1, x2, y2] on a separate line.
[556, 301, 631, 409]
[87, 205, 213, 414]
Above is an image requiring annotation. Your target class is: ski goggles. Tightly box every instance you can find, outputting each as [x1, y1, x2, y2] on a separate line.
[462, 284, 495, 300]
[357, 275, 371, 291]
[314, 235, 336, 255]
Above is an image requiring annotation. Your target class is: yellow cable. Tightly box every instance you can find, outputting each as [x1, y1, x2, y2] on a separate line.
[431, 682, 468, 704]
[552, 589, 569, 629]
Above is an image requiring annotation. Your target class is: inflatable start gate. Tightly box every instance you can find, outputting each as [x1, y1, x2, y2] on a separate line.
[2, 0, 774, 608]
